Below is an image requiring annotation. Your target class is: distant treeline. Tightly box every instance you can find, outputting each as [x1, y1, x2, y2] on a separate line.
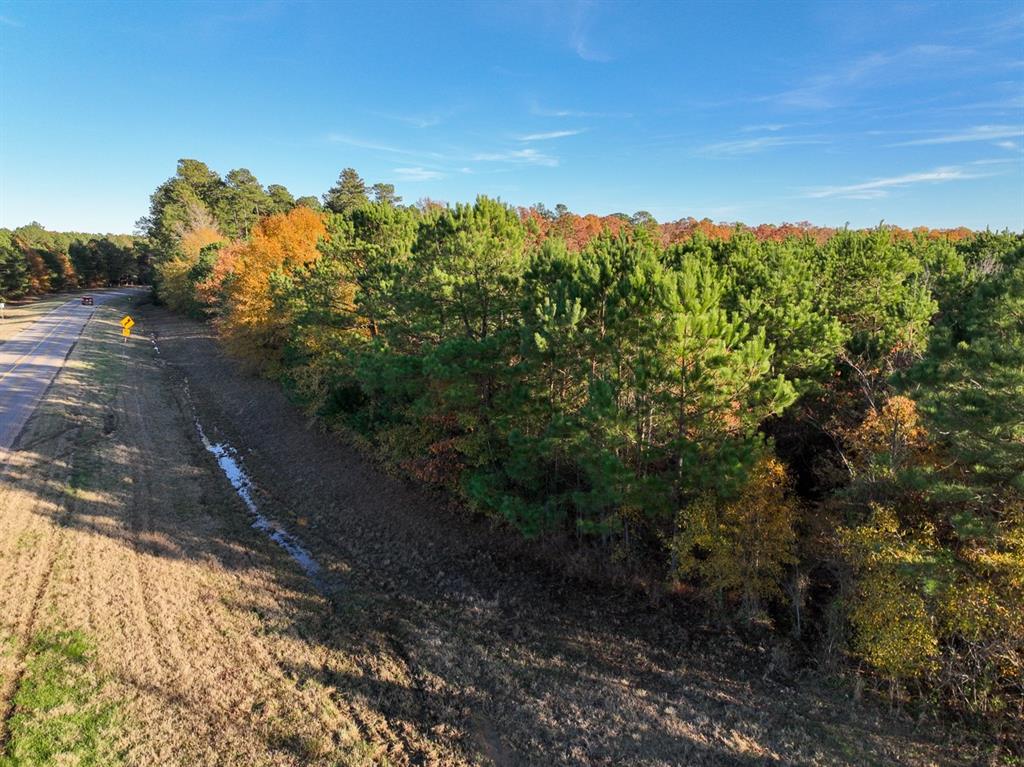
[141, 158, 1022, 745]
[0, 222, 151, 299]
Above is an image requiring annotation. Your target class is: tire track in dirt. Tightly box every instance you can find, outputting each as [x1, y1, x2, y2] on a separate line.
[0, 304, 155, 754]
[0, 519, 65, 749]
[130, 364, 337, 761]
[150, 333, 430, 764]
[2, 302, 400, 765]
[105, 322, 324, 764]
[152, 340, 479, 762]
[131, 311, 413, 764]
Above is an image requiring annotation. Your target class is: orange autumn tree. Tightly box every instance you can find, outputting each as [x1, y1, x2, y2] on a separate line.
[194, 240, 243, 314]
[518, 207, 630, 251]
[23, 248, 53, 293]
[218, 206, 328, 371]
[180, 224, 224, 259]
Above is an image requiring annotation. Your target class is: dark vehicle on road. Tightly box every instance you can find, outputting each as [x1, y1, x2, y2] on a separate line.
[81, 296, 94, 306]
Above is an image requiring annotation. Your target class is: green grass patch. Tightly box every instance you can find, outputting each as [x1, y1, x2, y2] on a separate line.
[0, 630, 123, 767]
[62, 305, 132, 499]
[11, 532, 42, 554]
[80, 309, 129, 389]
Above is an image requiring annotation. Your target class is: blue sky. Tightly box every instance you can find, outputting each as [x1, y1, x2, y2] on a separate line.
[1, 0, 1022, 233]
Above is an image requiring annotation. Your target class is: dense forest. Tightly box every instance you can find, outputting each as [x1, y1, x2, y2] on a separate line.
[0, 222, 149, 299]
[128, 158, 1023, 743]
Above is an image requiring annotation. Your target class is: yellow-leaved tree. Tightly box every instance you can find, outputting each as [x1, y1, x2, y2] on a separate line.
[672, 453, 798, 617]
[839, 392, 1023, 716]
[844, 394, 929, 481]
[841, 504, 940, 681]
[218, 207, 328, 371]
[157, 224, 224, 314]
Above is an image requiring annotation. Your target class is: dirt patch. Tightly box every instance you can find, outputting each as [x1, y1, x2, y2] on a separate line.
[130, 301, 968, 767]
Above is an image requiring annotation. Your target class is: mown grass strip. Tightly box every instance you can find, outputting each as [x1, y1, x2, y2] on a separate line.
[0, 630, 123, 767]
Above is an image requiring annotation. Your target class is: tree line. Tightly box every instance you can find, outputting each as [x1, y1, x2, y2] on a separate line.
[141, 159, 1021, 745]
[0, 222, 150, 300]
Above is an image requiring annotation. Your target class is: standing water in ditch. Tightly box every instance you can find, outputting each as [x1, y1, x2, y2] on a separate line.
[192, 415, 325, 589]
[151, 336, 325, 590]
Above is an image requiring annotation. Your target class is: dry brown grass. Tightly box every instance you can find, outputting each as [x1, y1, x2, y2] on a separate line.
[0, 302, 387, 765]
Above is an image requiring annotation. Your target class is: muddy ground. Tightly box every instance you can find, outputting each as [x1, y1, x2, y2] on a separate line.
[0, 296, 971, 765]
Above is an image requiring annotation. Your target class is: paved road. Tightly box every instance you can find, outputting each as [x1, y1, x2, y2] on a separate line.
[0, 290, 140, 450]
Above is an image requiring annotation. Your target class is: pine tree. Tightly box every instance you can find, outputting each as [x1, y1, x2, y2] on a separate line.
[295, 195, 323, 211]
[218, 168, 271, 238]
[323, 168, 369, 214]
[371, 182, 401, 206]
[671, 231, 846, 388]
[908, 238, 1023, 491]
[266, 184, 296, 215]
[391, 197, 528, 491]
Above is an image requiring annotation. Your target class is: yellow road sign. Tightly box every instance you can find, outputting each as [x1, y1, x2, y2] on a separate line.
[120, 315, 135, 329]
[122, 327, 132, 337]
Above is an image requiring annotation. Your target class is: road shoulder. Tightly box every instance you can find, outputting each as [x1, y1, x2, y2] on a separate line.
[0, 299, 387, 766]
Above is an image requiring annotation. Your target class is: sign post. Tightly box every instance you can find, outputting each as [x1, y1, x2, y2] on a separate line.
[120, 315, 134, 342]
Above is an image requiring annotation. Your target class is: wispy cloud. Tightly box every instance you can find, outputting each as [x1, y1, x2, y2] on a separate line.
[393, 167, 444, 181]
[472, 148, 559, 167]
[516, 129, 585, 141]
[994, 140, 1019, 150]
[739, 123, 795, 133]
[889, 124, 1023, 146]
[326, 133, 409, 154]
[698, 135, 827, 157]
[197, 0, 283, 35]
[0, 14, 23, 27]
[568, 0, 609, 62]
[368, 109, 448, 129]
[529, 101, 633, 119]
[963, 8, 1024, 44]
[327, 132, 561, 170]
[325, 133, 446, 160]
[769, 45, 973, 110]
[805, 165, 993, 199]
[927, 94, 1024, 113]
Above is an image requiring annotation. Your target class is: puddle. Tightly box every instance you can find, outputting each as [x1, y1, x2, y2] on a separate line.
[179, 375, 325, 590]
